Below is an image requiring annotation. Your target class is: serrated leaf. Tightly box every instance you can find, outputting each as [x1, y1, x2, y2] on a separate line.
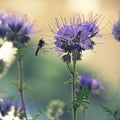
[72, 85, 90, 110]
[101, 105, 119, 120]
[100, 105, 113, 116]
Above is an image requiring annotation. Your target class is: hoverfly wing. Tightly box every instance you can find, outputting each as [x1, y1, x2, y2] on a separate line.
[35, 36, 56, 56]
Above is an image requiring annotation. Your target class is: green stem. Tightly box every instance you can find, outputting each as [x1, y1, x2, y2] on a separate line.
[18, 56, 28, 120]
[73, 110, 77, 120]
[72, 52, 77, 120]
[83, 109, 87, 120]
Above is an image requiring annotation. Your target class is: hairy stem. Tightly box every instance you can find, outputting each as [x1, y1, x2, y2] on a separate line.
[72, 52, 77, 120]
[18, 57, 28, 120]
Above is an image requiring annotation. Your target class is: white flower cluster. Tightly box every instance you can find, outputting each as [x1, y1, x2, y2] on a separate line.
[0, 106, 25, 120]
[46, 100, 65, 120]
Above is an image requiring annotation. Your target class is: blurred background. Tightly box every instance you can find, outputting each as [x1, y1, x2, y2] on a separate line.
[0, 0, 120, 120]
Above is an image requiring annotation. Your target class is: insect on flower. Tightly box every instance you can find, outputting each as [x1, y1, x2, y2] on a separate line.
[35, 38, 47, 56]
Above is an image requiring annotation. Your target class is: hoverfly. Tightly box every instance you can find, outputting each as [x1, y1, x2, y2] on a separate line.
[35, 38, 47, 56]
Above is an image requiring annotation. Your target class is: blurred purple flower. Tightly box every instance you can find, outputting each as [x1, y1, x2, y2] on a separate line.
[6, 12, 33, 47]
[0, 13, 7, 39]
[0, 99, 24, 119]
[50, 13, 102, 62]
[112, 18, 120, 41]
[0, 100, 12, 116]
[76, 73, 104, 91]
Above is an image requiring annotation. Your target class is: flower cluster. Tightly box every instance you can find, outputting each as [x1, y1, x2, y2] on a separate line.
[50, 14, 102, 62]
[0, 99, 25, 120]
[112, 18, 120, 41]
[46, 100, 65, 120]
[0, 11, 33, 48]
[76, 73, 104, 92]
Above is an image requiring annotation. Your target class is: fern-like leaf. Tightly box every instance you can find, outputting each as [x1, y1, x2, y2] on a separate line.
[101, 105, 119, 120]
[71, 85, 90, 111]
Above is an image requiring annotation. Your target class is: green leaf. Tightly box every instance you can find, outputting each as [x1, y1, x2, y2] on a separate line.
[101, 105, 119, 120]
[8, 79, 19, 89]
[66, 62, 73, 74]
[71, 85, 90, 111]
[100, 105, 113, 116]
[23, 83, 30, 90]
[114, 110, 118, 120]
[64, 79, 73, 85]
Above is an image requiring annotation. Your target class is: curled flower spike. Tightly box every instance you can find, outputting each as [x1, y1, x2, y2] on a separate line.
[6, 12, 33, 48]
[76, 73, 104, 91]
[112, 18, 120, 41]
[0, 13, 7, 39]
[50, 13, 102, 62]
[0, 99, 25, 119]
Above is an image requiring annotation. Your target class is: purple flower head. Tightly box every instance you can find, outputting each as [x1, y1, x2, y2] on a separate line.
[6, 12, 33, 48]
[0, 100, 12, 116]
[76, 73, 103, 92]
[0, 13, 8, 39]
[112, 18, 120, 41]
[50, 13, 102, 62]
[0, 99, 24, 119]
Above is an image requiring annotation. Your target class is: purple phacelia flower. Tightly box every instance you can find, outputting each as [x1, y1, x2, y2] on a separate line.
[76, 73, 104, 91]
[0, 100, 12, 116]
[0, 13, 7, 39]
[112, 18, 120, 41]
[50, 14, 102, 62]
[6, 12, 33, 48]
[0, 99, 24, 119]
